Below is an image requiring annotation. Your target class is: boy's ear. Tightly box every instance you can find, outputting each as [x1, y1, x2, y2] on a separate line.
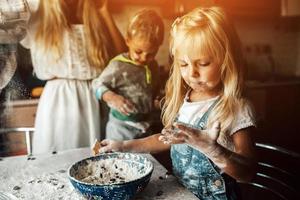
[125, 37, 130, 46]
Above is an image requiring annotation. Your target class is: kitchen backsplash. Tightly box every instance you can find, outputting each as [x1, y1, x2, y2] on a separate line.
[234, 17, 300, 79]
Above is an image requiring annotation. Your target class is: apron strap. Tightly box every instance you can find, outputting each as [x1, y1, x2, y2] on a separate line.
[196, 97, 220, 130]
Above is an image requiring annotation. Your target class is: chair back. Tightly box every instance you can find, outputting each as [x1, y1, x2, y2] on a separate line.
[239, 142, 300, 200]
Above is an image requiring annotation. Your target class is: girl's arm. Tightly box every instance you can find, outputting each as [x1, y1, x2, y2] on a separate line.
[95, 134, 171, 154]
[99, 0, 127, 54]
[162, 123, 256, 183]
[208, 128, 257, 182]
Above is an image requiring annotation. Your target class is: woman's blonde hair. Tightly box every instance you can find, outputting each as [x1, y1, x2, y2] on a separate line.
[126, 9, 164, 46]
[34, 0, 111, 70]
[162, 7, 245, 134]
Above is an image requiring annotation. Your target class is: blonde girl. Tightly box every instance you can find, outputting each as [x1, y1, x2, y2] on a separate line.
[93, 7, 256, 200]
[21, 0, 126, 154]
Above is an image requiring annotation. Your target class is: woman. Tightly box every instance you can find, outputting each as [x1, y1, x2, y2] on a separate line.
[20, 0, 126, 154]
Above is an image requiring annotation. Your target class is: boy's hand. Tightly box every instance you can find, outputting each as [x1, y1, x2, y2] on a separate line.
[153, 96, 161, 110]
[108, 95, 136, 116]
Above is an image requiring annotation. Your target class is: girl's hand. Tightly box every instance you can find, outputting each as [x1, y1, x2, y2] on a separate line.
[93, 139, 124, 154]
[159, 122, 221, 155]
[158, 126, 185, 145]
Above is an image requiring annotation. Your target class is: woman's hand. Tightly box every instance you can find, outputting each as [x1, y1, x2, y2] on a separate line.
[92, 139, 124, 155]
[96, 0, 127, 53]
[97, 0, 108, 14]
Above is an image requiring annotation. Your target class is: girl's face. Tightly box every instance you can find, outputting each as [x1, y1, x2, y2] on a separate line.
[126, 37, 159, 66]
[176, 50, 222, 94]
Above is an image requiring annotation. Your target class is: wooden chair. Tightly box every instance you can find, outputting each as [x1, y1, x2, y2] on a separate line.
[239, 142, 300, 200]
[0, 127, 34, 156]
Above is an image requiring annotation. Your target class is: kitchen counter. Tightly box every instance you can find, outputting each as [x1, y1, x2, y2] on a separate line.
[4, 98, 39, 107]
[245, 79, 300, 88]
[0, 148, 198, 200]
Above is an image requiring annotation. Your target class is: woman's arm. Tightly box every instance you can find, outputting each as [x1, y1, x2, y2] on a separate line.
[99, 0, 127, 54]
[96, 134, 171, 154]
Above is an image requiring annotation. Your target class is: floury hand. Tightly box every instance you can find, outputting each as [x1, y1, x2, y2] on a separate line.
[159, 122, 220, 146]
[103, 91, 137, 116]
[172, 122, 220, 153]
[92, 139, 124, 154]
[159, 122, 228, 168]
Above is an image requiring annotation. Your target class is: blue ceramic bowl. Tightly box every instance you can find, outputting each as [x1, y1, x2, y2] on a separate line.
[68, 152, 153, 200]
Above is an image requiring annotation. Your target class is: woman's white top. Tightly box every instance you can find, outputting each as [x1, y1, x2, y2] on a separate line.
[21, 24, 101, 80]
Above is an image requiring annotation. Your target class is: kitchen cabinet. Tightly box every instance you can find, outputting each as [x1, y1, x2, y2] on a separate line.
[245, 81, 300, 153]
[108, 0, 169, 12]
[0, 99, 38, 156]
[217, 0, 281, 17]
[109, 0, 282, 18]
[3, 99, 38, 127]
[281, 0, 300, 16]
[109, 0, 215, 18]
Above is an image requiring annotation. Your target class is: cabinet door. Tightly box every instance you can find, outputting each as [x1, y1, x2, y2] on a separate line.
[1, 101, 37, 156]
[108, 0, 169, 12]
[217, 0, 281, 17]
[6, 105, 37, 127]
[281, 0, 300, 16]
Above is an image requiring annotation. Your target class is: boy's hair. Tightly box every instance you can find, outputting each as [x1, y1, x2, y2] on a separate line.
[162, 7, 245, 137]
[126, 9, 164, 45]
[34, 0, 111, 70]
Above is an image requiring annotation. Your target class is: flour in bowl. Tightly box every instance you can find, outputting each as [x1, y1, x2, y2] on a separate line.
[76, 158, 143, 185]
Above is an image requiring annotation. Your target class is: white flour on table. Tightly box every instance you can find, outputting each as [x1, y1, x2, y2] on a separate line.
[1, 170, 85, 200]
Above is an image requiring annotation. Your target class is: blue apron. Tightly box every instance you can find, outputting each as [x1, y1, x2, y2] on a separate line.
[170, 99, 241, 200]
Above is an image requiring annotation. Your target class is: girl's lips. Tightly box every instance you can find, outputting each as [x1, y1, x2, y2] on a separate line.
[190, 81, 207, 85]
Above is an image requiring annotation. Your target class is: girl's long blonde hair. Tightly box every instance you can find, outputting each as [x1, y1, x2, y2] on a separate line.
[34, 0, 111, 70]
[162, 7, 245, 134]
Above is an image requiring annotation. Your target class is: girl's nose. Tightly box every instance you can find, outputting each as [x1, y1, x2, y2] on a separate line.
[189, 66, 199, 77]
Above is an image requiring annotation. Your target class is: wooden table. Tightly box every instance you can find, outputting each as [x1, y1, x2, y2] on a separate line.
[0, 148, 198, 199]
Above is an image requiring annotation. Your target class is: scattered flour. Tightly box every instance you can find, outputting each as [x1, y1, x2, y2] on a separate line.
[3, 172, 85, 200]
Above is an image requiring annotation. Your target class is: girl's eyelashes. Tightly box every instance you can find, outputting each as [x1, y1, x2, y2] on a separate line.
[196, 60, 211, 67]
[177, 61, 188, 67]
[177, 59, 211, 67]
